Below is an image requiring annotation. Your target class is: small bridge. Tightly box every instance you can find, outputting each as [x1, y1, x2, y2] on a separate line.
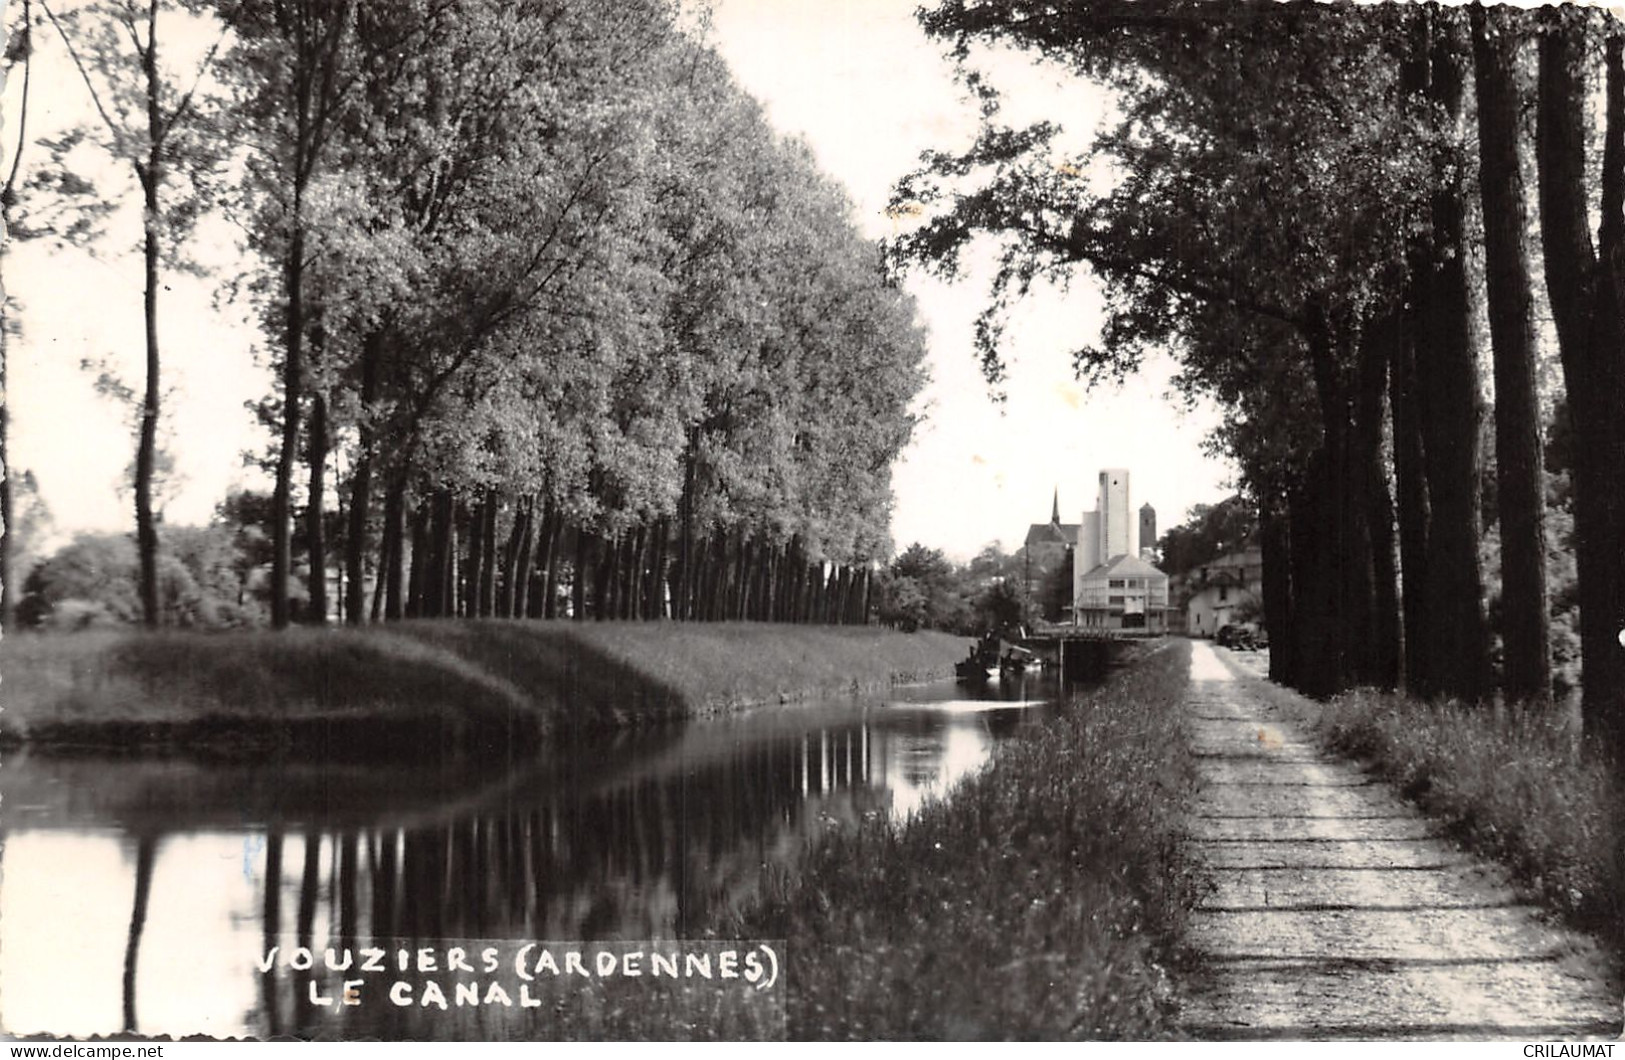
[1017, 626, 1163, 684]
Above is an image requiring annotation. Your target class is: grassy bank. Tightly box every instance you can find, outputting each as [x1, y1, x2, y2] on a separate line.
[0, 621, 965, 759]
[729, 638, 1202, 1039]
[1319, 689, 1625, 946]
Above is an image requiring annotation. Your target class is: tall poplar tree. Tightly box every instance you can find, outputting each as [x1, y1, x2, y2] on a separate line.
[42, 0, 223, 626]
[1471, 3, 1551, 704]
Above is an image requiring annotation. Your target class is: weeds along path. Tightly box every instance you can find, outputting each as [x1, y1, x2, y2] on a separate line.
[1180, 640, 1620, 1040]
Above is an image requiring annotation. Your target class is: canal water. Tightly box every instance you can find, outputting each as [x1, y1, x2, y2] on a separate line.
[0, 671, 1062, 1040]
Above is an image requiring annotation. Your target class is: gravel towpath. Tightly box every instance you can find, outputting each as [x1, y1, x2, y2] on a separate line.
[1180, 640, 1621, 1040]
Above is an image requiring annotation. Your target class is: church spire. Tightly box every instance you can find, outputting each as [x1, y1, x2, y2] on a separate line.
[1051, 486, 1060, 526]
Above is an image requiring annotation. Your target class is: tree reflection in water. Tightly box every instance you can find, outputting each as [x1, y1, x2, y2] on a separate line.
[3, 677, 1061, 1039]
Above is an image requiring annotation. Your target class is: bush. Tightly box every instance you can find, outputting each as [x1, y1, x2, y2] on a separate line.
[17, 528, 262, 630]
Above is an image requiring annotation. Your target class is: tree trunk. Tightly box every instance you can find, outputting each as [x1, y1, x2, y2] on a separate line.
[136, 163, 162, 628]
[743, 530, 757, 620]
[427, 489, 454, 618]
[750, 535, 766, 621]
[697, 534, 716, 620]
[1539, 9, 1625, 755]
[1354, 314, 1401, 689]
[651, 517, 671, 619]
[1284, 460, 1337, 697]
[530, 504, 551, 619]
[406, 494, 429, 618]
[540, 507, 562, 619]
[1260, 503, 1294, 683]
[1297, 304, 1362, 695]
[383, 479, 406, 621]
[448, 499, 464, 617]
[708, 535, 728, 620]
[479, 492, 498, 617]
[1391, 311, 1432, 696]
[499, 495, 525, 618]
[0, 0, 31, 632]
[333, 531, 343, 624]
[271, 219, 304, 630]
[629, 525, 647, 620]
[1472, 4, 1552, 704]
[344, 331, 382, 625]
[613, 532, 630, 620]
[766, 542, 780, 622]
[1416, 13, 1493, 702]
[369, 523, 387, 624]
[838, 565, 855, 625]
[596, 533, 616, 621]
[306, 390, 329, 625]
[467, 492, 487, 618]
[573, 526, 589, 620]
[679, 436, 696, 621]
[512, 497, 536, 619]
[729, 527, 746, 620]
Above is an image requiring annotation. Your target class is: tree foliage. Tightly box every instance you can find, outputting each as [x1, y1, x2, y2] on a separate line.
[1157, 497, 1257, 579]
[201, 1, 929, 628]
[891, 0, 1610, 722]
[17, 525, 257, 629]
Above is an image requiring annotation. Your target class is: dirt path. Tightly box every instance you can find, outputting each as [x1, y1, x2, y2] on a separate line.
[1180, 640, 1621, 1040]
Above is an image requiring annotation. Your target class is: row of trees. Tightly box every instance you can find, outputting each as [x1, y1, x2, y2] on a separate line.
[873, 541, 1038, 637]
[1, 0, 928, 630]
[12, 521, 1046, 639]
[892, 3, 1623, 753]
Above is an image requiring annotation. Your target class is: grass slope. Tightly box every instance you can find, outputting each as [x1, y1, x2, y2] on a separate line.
[729, 638, 1201, 1040]
[0, 621, 966, 759]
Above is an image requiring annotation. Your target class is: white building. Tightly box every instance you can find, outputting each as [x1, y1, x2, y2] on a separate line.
[1073, 553, 1171, 631]
[1170, 549, 1264, 637]
[1071, 468, 1169, 630]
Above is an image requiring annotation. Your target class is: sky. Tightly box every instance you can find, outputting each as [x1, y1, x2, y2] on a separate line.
[702, 0, 1236, 558]
[5, 0, 1236, 564]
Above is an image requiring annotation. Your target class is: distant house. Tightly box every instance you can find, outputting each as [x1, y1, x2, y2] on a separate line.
[1072, 552, 1170, 630]
[1169, 548, 1264, 636]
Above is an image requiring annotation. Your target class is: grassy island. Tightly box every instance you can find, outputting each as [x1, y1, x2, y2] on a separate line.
[0, 621, 967, 760]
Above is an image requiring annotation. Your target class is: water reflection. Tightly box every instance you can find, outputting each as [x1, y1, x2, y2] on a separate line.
[0, 674, 1057, 1039]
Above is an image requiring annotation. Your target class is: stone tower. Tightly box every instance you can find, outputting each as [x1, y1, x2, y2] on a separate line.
[1139, 503, 1157, 553]
[1098, 469, 1131, 561]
